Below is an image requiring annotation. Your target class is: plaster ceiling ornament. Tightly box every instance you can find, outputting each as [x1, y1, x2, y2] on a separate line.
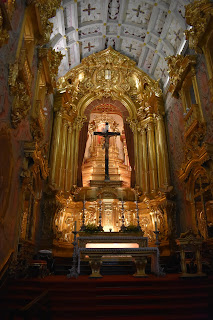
[48, 0, 194, 88]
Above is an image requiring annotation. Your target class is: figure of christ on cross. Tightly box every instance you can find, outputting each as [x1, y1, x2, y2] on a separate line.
[94, 122, 120, 181]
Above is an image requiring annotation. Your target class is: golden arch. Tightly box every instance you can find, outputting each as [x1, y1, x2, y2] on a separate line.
[57, 47, 162, 121]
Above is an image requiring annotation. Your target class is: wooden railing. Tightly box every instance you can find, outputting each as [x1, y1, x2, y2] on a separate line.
[10, 289, 50, 319]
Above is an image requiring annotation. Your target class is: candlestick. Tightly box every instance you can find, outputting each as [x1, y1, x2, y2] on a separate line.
[120, 200, 126, 232]
[67, 222, 79, 278]
[155, 220, 157, 231]
[135, 198, 142, 232]
[80, 199, 86, 231]
[98, 197, 103, 231]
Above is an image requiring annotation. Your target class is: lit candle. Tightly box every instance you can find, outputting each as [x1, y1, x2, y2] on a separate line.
[155, 221, 157, 231]
[135, 191, 137, 201]
[74, 221, 77, 231]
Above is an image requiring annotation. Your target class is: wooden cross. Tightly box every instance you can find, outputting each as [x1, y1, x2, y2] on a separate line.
[83, 3, 95, 16]
[94, 122, 120, 181]
[126, 44, 136, 53]
[132, 5, 144, 17]
[84, 42, 95, 52]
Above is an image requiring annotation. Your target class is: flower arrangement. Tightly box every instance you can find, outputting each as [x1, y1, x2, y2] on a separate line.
[123, 224, 141, 233]
[83, 223, 100, 233]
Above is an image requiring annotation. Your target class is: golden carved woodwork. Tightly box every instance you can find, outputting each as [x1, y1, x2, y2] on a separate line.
[176, 229, 205, 277]
[52, 48, 171, 197]
[8, 48, 33, 128]
[185, 0, 213, 53]
[57, 47, 162, 110]
[185, 0, 213, 102]
[27, 0, 61, 45]
[0, 2, 12, 48]
[21, 142, 49, 187]
[179, 143, 213, 183]
[167, 54, 207, 184]
[10, 80, 31, 128]
[166, 55, 197, 98]
[0, 127, 13, 226]
[49, 48, 173, 251]
[38, 48, 64, 93]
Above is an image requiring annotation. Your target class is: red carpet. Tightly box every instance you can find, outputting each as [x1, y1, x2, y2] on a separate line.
[0, 274, 211, 320]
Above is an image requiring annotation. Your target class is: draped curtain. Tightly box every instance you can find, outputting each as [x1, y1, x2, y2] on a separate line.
[124, 122, 135, 188]
[77, 122, 89, 187]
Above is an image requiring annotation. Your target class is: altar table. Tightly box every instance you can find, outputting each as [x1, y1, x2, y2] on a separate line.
[77, 247, 160, 278]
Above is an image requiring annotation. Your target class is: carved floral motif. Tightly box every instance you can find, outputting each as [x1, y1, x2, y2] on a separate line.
[0, 7, 9, 47]
[166, 55, 197, 98]
[27, 0, 61, 44]
[57, 47, 162, 108]
[38, 48, 64, 91]
[185, 0, 213, 53]
[10, 80, 31, 128]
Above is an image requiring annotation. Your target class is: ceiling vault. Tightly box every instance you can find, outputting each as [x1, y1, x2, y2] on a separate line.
[49, 0, 193, 87]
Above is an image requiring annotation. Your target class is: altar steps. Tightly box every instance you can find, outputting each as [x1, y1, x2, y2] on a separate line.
[0, 275, 211, 320]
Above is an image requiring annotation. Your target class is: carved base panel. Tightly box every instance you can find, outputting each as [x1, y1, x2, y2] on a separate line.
[133, 257, 148, 277]
[89, 255, 103, 278]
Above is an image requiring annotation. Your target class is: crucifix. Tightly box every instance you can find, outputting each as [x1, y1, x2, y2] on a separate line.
[132, 5, 144, 17]
[83, 4, 95, 16]
[94, 122, 120, 181]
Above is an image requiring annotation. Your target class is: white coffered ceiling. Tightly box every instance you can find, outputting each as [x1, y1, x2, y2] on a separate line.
[49, 0, 193, 88]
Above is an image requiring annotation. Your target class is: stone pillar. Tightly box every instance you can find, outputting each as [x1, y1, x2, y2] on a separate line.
[147, 121, 158, 194]
[50, 112, 62, 185]
[156, 114, 170, 188]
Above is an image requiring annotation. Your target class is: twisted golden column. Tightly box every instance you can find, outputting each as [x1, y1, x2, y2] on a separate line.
[58, 120, 68, 189]
[65, 125, 72, 191]
[50, 112, 62, 185]
[147, 121, 158, 193]
[156, 114, 170, 188]
[141, 128, 149, 194]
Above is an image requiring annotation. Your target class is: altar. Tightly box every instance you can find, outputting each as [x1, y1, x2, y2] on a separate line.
[76, 232, 160, 278]
[77, 231, 148, 248]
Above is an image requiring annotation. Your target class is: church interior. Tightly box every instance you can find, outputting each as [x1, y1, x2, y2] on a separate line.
[0, 0, 213, 319]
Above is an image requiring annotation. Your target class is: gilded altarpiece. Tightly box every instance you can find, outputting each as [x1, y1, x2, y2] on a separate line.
[47, 48, 176, 254]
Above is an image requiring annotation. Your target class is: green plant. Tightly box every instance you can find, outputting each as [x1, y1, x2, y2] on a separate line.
[124, 224, 140, 233]
[83, 223, 100, 233]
